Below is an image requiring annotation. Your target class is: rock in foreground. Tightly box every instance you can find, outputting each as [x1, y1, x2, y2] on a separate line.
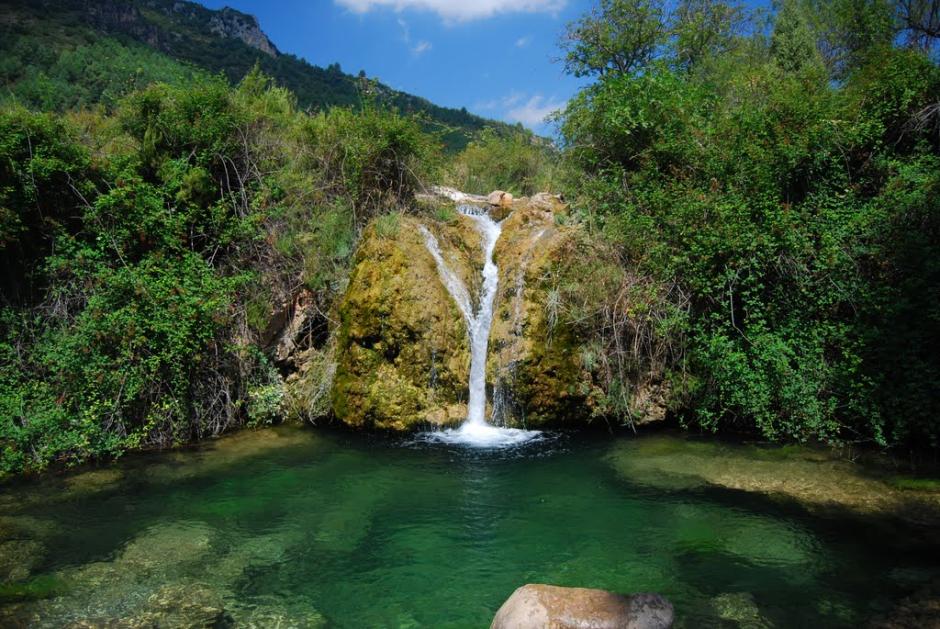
[491, 584, 674, 629]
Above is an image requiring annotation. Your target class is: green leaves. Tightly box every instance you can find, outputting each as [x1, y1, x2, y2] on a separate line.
[559, 20, 940, 448]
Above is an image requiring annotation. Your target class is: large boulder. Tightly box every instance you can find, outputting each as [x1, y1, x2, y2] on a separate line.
[491, 584, 674, 629]
[331, 216, 477, 430]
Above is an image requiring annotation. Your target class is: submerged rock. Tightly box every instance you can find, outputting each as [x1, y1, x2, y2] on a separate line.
[117, 521, 215, 573]
[608, 435, 940, 528]
[64, 583, 230, 628]
[491, 584, 674, 629]
[125, 583, 230, 628]
[711, 592, 769, 628]
[0, 539, 45, 583]
[868, 579, 940, 628]
[228, 594, 327, 629]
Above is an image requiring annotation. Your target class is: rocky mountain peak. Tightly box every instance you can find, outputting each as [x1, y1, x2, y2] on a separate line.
[208, 7, 278, 57]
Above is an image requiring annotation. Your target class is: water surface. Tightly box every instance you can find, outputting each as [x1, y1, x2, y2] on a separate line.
[1, 427, 938, 627]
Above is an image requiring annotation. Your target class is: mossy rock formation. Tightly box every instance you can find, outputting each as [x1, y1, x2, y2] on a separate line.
[332, 192, 667, 431]
[332, 217, 475, 430]
[487, 200, 596, 427]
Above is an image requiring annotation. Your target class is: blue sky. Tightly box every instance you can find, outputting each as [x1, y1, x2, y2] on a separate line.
[200, 0, 767, 134]
[197, 0, 593, 133]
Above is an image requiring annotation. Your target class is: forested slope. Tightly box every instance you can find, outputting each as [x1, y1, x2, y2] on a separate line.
[0, 0, 523, 150]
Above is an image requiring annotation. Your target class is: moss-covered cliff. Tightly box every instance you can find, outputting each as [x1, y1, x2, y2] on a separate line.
[331, 193, 668, 431]
[331, 216, 476, 430]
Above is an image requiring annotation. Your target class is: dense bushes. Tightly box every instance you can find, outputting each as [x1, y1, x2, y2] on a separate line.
[2, 0, 938, 477]
[558, 1, 940, 448]
[446, 128, 560, 196]
[0, 72, 443, 476]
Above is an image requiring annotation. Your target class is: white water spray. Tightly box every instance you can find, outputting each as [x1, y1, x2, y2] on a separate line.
[418, 205, 541, 447]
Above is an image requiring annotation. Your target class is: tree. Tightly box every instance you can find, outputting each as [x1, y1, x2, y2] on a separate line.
[801, 0, 894, 78]
[896, 0, 940, 50]
[771, 0, 825, 74]
[561, 0, 667, 77]
[560, 0, 752, 78]
[672, 0, 748, 71]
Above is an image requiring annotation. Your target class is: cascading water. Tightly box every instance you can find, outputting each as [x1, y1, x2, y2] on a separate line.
[417, 205, 541, 447]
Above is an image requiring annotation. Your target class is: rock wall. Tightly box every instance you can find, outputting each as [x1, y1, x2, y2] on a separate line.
[487, 198, 596, 427]
[331, 192, 666, 431]
[331, 218, 477, 430]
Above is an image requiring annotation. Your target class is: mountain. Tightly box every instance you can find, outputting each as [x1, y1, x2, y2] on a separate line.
[0, 0, 525, 150]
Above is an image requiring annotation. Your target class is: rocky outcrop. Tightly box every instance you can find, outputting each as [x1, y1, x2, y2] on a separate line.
[209, 8, 279, 57]
[491, 584, 674, 629]
[78, 0, 278, 59]
[331, 218, 475, 430]
[331, 189, 667, 431]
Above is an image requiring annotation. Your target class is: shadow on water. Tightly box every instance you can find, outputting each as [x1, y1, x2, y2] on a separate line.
[1, 425, 939, 627]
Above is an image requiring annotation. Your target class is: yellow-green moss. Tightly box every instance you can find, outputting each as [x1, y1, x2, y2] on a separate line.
[331, 216, 472, 430]
[333, 199, 665, 431]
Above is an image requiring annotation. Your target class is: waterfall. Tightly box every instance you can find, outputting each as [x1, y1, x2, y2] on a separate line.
[417, 205, 541, 447]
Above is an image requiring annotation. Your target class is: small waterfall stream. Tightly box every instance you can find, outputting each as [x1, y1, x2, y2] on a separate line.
[418, 205, 541, 447]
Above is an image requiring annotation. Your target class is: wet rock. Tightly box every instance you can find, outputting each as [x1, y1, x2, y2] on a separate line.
[117, 521, 215, 573]
[868, 579, 940, 628]
[422, 185, 489, 205]
[487, 190, 515, 220]
[491, 584, 674, 629]
[487, 190, 514, 207]
[136, 583, 230, 628]
[329, 189, 670, 431]
[0, 515, 56, 542]
[331, 216, 473, 430]
[489, 202, 668, 428]
[0, 539, 45, 582]
[64, 468, 124, 494]
[712, 592, 769, 628]
[608, 436, 940, 528]
[213, 530, 303, 581]
[67, 583, 231, 628]
[229, 594, 327, 628]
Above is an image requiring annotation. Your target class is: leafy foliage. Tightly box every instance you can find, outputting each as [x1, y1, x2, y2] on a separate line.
[0, 71, 443, 476]
[559, 0, 940, 447]
[446, 128, 560, 196]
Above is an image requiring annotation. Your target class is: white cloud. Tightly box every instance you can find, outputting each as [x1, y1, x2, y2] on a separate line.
[474, 91, 523, 112]
[336, 0, 566, 22]
[474, 92, 563, 129]
[412, 40, 432, 55]
[515, 36, 532, 48]
[397, 18, 432, 55]
[506, 94, 563, 128]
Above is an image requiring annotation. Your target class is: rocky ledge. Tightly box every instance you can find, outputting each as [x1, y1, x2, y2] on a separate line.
[326, 187, 669, 431]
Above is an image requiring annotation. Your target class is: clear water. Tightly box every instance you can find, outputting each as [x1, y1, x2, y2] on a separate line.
[1, 427, 938, 627]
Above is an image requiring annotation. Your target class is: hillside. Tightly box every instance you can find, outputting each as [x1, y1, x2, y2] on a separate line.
[0, 0, 523, 150]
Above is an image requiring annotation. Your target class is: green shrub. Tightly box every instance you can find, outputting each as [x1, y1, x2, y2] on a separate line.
[558, 24, 940, 448]
[447, 128, 559, 196]
[374, 213, 401, 239]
